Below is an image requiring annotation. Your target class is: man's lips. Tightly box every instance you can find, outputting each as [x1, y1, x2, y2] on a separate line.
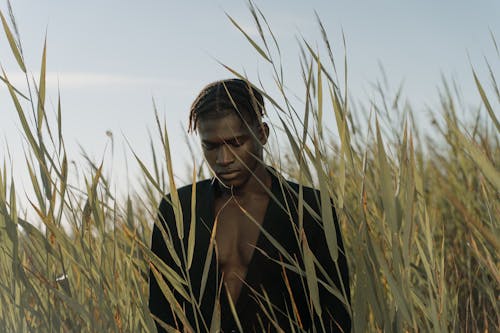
[217, 170, 240, 179]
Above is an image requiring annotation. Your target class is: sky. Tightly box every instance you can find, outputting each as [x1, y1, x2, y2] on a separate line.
[0, 0, 499, 203]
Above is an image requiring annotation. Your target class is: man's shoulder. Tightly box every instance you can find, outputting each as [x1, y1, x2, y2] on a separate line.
[176, 179, 212, 197]
[159, 179, 212, 206]
[281, 178, 321, 204]
[283, 179, 319, 194]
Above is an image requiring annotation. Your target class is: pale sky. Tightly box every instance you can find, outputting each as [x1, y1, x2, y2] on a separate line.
[0, 0, 498, 201]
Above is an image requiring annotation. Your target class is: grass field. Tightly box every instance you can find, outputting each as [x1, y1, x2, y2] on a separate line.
[0, 3, 499, 332]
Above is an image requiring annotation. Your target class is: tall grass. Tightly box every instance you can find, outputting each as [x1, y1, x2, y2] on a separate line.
[0, 2, 498, 332]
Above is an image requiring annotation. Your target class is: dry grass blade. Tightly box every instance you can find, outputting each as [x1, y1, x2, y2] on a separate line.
[199, 213, 218, 303]
[226, 13, 272, 63]
[453, 124, 500, 194]
[37, 37, 47, 131]
[139, 241, 190, 300]
[490, 29, 499, 58]
[1, 68, 39, 155]
[57, 90, 62, 148]
[314, 142, 339, 262]
[224, 283, 243, 333]
[317, 58, 324, 139]
[209, 284, 222, 333]
[485, 59, 500, 103]
[155, 110, 184, 240]
[0, 75, 29, 100]
[302, 233, 322, 318]
[247, 0, 270, 58]
[280, 117, 314, 184]
[0, 10, 26, 73]
[376, 118, 398, 231]
[150, 265, 194, 332]
[472, 68, 500, 133]
[315, 12, 337, 79]
[367, 233, 412, 323]
[187, 164, 197, 269]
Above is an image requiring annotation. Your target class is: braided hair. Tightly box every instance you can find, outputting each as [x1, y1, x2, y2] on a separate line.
[188, 78, 265, 132]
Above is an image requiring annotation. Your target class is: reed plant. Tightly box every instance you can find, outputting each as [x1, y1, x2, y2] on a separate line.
[0, 2, 498, 332]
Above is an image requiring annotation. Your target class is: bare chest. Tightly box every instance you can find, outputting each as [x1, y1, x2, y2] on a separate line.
[214, 195, 269, 267]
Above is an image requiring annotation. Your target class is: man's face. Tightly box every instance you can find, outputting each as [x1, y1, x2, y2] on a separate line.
[197, 112, 267, 188]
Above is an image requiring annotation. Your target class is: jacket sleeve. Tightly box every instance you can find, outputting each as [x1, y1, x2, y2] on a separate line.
[148, 196, 180, 333]
[308, 193, 351, 333]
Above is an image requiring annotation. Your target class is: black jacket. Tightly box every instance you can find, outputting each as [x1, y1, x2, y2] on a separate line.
[149, 169, 351, 332]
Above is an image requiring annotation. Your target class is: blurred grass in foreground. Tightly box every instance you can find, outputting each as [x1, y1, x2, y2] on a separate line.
[0, 2, 499, 332]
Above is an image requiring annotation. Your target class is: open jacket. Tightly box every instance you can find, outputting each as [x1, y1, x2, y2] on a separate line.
[149, 169, 351, 332]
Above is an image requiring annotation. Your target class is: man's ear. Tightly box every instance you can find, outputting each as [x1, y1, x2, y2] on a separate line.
[258, 122, 269, 145]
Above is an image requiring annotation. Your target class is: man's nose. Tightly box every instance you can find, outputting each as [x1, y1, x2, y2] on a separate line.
[216, 145, 234, 166]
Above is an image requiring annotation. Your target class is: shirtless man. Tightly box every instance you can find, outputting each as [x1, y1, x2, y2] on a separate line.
[149, 79, 350, 332]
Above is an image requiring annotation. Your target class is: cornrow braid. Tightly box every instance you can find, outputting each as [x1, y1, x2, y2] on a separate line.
[188, 78, 265, 132]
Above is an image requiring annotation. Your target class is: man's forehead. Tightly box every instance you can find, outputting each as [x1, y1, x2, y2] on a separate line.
[199, 127, 249, 142]
[198, 114, 255, 138]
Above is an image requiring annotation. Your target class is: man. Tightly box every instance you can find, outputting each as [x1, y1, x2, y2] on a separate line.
[149, 79, 350, 332]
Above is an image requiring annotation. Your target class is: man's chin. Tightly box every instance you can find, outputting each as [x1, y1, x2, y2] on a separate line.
[216, 174, 247, 189]
[218, 178, 242, 188]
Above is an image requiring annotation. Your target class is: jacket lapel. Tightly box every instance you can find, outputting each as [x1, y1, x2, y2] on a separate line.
[190, 179, 219, 325]
[234, 170, 298, 319]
